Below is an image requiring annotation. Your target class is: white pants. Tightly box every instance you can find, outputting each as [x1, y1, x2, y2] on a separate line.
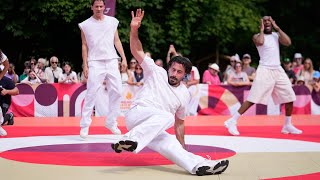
[123, 105, 205, 174]
[80, 59, 122, 128]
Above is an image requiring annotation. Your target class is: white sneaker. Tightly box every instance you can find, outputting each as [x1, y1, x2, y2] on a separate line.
[106, 125, 121, 135]
[224, 119, 240, 136]
[0, 126, 7, 136]
[80, 127, 89, 139]
[281, 124, 302, 134]
[195, 159, 229, 176]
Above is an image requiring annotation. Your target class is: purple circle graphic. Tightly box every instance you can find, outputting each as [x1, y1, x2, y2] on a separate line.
[0, 143, 236, 166]
[34, 84, 57, 106]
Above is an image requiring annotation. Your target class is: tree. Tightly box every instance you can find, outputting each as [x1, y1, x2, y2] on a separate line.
[0, 0, 90, 72]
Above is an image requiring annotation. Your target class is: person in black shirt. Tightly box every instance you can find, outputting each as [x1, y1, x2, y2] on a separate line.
[0, 75, 19, 136]
[282, 58, 297, 84]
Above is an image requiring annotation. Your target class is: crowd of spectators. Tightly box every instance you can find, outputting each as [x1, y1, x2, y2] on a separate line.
[3, 50, 319, 94]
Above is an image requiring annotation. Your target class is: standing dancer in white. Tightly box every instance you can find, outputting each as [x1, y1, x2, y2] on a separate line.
[111, 9, 229, 176]
[79, 0, 127, 138]
[224, 16, 302, 136]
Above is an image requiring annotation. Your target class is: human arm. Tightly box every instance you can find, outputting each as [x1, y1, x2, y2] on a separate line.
[248, 72, 256, 81]
[80, 29, 89, 79]
[114, 30, 128, 70]
[270, 17, 291, 46]
[202, 70, 211, 84]
[174, 116, 186, 149]
[240, 73, 251, 86]
[58, 74, 67, 83]
[0, 60, 9, 80]
[11, 67, 19, 84]
[184, 79, 199, 88]
[1, 87, 19, 96]
[71, 72, 79, 83]
[166, 45, 179, 64]
[227, 72, 236, 86]
[252, 19, 265, 46]
[130, 9, 145, 64]
[127, 72, 143, 86]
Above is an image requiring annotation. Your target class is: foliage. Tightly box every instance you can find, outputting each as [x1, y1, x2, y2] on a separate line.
[0, 0, 319, 74]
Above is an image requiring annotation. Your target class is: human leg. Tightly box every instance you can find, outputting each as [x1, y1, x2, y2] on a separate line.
[281, 102, 302, 134]
[112, 106, 174, 153]
[147, 132, 229, 175]
[103, 59, 122, 134]
[225, 67, 274, 136]
[80, 61, 108, 138]
[271, 69, 302, 134]
[224, 101, 254, 135]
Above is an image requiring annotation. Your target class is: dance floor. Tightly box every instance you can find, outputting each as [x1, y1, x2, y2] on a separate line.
[0, 115, 320, 180]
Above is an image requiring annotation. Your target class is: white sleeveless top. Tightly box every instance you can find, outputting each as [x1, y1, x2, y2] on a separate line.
[256, 32, 281, 69]
[79, 15, 119, 61]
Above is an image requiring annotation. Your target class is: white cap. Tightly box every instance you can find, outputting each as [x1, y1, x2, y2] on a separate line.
[242, 53, 251, 59]
[209, 63, 220, 72]
[297, 76, 305, 82]
[230, 54, 241, 62]
[294, 53, 303, 59]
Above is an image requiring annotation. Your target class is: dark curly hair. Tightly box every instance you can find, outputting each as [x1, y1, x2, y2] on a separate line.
[167, 56, 192, 74]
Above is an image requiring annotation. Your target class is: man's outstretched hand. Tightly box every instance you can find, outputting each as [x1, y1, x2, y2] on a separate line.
[131, 9, 145, 31]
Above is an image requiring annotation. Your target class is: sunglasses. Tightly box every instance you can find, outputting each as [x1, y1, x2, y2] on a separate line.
[51, 61, 58, 64]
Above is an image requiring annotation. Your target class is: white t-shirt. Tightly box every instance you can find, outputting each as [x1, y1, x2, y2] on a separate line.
[183, 66, 200, 81]
[79, 15, 119, 61]
[121, 72, 129, 84]
[229, 71, 249, 82]
[256, 32, 281, 69]
[44, 67, 63, 83]
[1, 52, 8, 63]
[58, 71, 78, 84]
[132, 56, 190, 120]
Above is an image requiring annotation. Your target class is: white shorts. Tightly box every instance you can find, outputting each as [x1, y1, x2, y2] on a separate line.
[247, 66, 296, 105]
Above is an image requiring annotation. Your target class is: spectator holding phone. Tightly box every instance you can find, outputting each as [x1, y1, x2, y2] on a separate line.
[58, 62, 78, 84]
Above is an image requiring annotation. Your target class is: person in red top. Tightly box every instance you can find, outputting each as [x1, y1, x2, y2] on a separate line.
[202, 63, 221, 85]
[292, 53, 304, 77]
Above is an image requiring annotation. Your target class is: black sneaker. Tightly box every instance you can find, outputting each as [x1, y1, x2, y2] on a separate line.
[1, 118, 8, 126]
[196, 159, 229, 176]
[7, 112, 14, 125]
[111, 140, 138, 153]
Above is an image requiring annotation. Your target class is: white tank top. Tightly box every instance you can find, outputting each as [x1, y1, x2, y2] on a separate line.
[79, 15, 120, 61]
[256, 32, 281, 69]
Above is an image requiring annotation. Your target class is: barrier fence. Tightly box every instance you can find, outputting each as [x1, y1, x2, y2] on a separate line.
[10, 83, 320, 117]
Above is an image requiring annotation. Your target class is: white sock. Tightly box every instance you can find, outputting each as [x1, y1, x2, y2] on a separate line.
[285, 116, 292, 125]
[231, 111, 241, 123]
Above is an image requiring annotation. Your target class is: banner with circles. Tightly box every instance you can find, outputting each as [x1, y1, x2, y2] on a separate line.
[10, 83, 320, 117]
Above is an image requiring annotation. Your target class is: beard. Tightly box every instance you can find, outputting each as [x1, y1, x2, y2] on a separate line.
[168, 76, 179, 86]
